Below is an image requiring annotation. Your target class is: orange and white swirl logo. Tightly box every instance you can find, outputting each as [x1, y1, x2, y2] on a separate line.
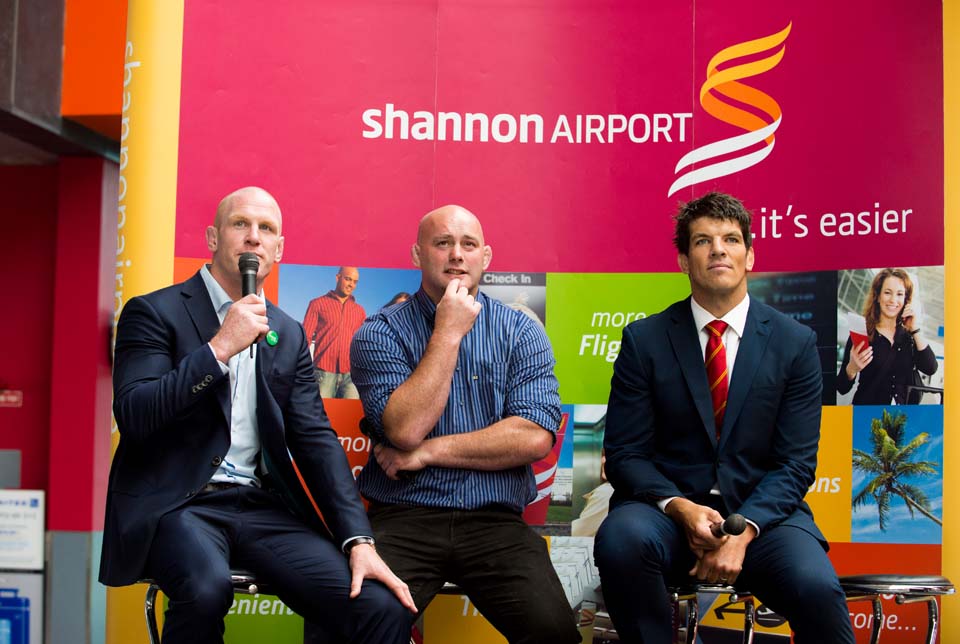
[668, 23, 792, 197]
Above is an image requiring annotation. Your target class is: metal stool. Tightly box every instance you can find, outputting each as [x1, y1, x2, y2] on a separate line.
[669, 583, 755, 644]
[142, 575, 465, 644]
[139, 571, 269, 644]
[839, 574, 954, 644]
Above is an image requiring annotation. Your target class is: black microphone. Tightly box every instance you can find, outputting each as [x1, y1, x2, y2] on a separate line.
[238, 252, 260, 356]
[710, 513, 747, 538]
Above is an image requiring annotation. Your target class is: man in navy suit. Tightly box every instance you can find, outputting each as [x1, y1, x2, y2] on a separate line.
[99, 187, 414, 644]
[594, 192, 853, 643]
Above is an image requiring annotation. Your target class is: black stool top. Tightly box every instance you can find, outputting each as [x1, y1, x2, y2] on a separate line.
[138, 570, 270, 595]
[839, 574, 954, 594]
[667, 581, 751, 599]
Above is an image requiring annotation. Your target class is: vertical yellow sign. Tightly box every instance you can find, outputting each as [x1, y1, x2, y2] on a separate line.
[107, 2, 184, 643]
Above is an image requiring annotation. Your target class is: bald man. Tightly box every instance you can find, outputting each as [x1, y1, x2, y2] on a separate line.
[302, 266, 366, 399]
[100, 187, 414, 644]
[348, 206, 580, 644]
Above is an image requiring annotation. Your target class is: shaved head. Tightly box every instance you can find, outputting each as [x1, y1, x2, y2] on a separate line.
[412, 204, 491, 302]
[215, 186, 282, 231]
[417, 205, 484, 246]
[334, 266, 360, 299]
[205, 186, 285, 300]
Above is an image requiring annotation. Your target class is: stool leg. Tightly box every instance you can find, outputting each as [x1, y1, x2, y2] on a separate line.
[670, 593, 699, 644]
[144, 584, 161, 644]
[869, 597, 882, 644]
[686, 597, 699, 644]
[671, 594, 680, 643]
[742, 598, 754, 644]
[925, 597, 939, 644]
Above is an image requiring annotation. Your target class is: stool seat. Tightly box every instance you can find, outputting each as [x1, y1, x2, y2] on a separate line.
[839, 574, 953, 595]
[136, 569, 270, 595]
[670, 582, 749, 596]
[839, 574, 954, 644]
[137, 571, 273, 644]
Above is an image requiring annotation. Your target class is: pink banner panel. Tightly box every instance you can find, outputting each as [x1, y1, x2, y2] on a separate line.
[175, 0, 943, 272]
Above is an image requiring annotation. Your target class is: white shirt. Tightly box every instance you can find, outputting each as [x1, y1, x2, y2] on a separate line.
[199, 267, 368, 552]
[690, 294, 750, 379]
[659, 294, 759, 536]
[200, 265, 261, 487]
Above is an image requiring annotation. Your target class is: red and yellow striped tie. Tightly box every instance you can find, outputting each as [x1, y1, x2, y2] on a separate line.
[705, 319, 729, 438]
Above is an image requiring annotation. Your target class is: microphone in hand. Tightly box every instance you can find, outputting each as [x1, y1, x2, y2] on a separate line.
[710, 513, 747, 538]
[238, 252, 260, 356]
[239, 252, 259, 297]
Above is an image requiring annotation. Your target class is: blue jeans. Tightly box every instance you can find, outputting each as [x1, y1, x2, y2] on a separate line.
[315, 369, 358, 399]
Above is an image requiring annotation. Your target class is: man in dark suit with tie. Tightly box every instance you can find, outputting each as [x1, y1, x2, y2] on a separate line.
[594, 192, 853, 643]
[99, 186, 414, 643]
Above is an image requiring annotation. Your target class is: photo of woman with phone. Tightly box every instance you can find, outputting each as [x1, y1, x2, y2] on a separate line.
[837, 268, 938, 405]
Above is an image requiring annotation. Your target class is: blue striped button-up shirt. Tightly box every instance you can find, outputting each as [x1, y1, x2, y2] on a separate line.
[350, 288, 562, 512]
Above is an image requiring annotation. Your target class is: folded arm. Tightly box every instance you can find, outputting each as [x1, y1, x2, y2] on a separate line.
[374, 417, 553, 479]
[372, 280, 480, 450]
[379, 329, 462, 450]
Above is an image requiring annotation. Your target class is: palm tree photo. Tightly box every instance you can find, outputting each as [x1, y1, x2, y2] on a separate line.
[852, 409, 941, 531]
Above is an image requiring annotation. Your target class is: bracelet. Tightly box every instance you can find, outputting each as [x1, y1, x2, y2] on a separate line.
[909, 328, 921, 336]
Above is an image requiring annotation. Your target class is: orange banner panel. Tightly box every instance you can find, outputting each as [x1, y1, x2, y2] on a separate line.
[61, 0, 128, 138]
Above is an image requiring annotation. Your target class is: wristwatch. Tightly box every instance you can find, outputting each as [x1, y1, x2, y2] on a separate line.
[345, 536, 376, 554]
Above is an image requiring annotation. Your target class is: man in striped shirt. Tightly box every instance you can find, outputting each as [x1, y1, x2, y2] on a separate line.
[302, 266, 365, 398]
[350, 205, 579, 644]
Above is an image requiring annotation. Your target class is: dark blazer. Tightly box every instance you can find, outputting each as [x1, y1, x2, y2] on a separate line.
[100, 271, 371, 586]
[604, 297, 825, 543]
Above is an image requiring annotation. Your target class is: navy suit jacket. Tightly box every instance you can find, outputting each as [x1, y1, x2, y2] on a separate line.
[604, 297, 825, 543]
[100, 271, 371, 586]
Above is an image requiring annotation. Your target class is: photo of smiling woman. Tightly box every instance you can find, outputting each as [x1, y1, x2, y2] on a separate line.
[837, 268, 938, 405]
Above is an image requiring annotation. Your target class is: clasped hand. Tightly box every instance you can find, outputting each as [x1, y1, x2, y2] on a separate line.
[209, 294, 270, 362]
[374, 443, 429, 480]
[669, 499, 749, 585]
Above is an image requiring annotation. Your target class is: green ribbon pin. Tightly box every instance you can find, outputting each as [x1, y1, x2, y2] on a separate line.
[266, 330, 279, 346]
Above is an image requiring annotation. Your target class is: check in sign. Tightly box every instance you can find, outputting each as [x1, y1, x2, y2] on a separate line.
[0, 490, 45, 571]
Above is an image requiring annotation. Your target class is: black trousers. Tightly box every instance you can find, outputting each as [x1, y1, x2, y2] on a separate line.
[143, 486, 408, 644]
[365, 503, 581, 644]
